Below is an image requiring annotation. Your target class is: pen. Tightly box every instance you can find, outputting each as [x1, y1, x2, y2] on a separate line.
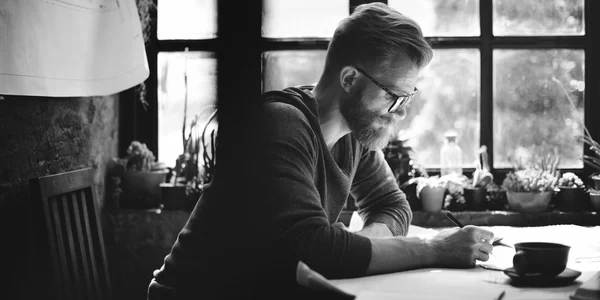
[496, 290, 506, 300]
[445, 211, 464, 228]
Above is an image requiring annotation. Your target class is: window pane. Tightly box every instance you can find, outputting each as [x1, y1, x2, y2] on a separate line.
[493, 50, 585, 169]
[401, 49, 480, 167]
[158, 0, 217, 40]
[388, 0, 479, 37]
[262, 51, 326, 92]
[262, 0, 348, 38]
[158, 51, 217, 167]
[493, 0, 584, 36]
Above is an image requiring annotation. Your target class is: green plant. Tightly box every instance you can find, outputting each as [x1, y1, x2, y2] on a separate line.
[552, 77, 600, 175]
[125, 141, 157, 172]
[502, 169, 558, 192]
[557, 172, 585, 188]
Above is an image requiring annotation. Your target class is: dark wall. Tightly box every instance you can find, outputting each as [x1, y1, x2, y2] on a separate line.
[0, 94, 119, 299]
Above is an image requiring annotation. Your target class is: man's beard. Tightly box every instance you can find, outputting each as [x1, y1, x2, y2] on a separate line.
[340, 88, 400, 150]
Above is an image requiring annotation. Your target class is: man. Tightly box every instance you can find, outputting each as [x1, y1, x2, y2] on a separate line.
[148, 3, 494, 299]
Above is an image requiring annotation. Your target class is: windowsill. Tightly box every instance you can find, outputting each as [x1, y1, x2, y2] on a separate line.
[340, 209, 600, 229]
[412, 210, 600, 228]
[111, 208, 600, 229]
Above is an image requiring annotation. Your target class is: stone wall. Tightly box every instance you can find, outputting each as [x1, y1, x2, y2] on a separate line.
[0, 94, 119, 299]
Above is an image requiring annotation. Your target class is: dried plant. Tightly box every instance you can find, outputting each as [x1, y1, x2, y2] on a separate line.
[552, 77, 600, 174]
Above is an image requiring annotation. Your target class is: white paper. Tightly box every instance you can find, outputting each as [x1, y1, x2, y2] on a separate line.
[331, 225, 600, 300]
[0, 0, 149, 97]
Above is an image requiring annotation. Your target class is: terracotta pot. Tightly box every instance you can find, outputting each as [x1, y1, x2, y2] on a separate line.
[464, 187, 487, 211]
[160, 183, 187, 210]
[420, 186, 446, 212]
[120, 170, 168, 209]
[592, 175, 600, 190]
[590, 193, 600, 212]
[556, 187, 589, 212]
[506, 191, 553, 213]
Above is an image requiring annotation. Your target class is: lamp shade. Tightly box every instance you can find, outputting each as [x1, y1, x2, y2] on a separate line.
[0, 0, 149, 97]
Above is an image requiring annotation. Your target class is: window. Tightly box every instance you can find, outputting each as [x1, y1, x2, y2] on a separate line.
[387, 0, 590, 175]
[155, 0, 218, 167]
[136, 0, 598, 181]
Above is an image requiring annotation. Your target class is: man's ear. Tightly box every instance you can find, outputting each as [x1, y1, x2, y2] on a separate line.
[339, 66, 358, 93]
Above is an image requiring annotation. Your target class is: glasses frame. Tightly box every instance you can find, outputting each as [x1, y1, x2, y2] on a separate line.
[354, 66, 418, 113]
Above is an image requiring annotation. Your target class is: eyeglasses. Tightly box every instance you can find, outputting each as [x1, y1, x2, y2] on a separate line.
[354, 66, 418, 113]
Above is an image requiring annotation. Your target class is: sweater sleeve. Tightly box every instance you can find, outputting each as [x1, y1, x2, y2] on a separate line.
[255, 102, 372, 279]
[350, 147, 413, 236]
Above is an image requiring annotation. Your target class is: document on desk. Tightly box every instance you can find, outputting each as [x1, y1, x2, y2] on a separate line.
[332, 268, 505, 300]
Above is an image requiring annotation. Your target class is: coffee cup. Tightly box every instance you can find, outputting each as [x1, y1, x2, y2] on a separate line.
[512, 242, 570, 277]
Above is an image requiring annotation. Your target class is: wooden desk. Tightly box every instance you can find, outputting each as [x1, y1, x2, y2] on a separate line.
[331, 225, 600, 300]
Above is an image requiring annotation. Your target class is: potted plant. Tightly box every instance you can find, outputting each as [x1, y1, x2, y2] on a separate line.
[441, 174, 469, 211]
[589, 188, 600, 212]
[553, 77, 600, 192]
[486, 182, 508, 211]
[161, 105, 218, 211]
[582, 132, 600, 190]
[415, 176, 447, 212]
[119, 141, 169, 209]
[464, 145, 493, 211]
[556, 172, 588, 212]
[502, 167, 559, 213]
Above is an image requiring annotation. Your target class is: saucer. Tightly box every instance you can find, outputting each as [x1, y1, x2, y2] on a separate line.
[504, 267, 582, 287]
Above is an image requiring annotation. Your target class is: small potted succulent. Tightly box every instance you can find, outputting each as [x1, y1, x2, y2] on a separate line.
[415, 176, 447, 212]
[441, 174, 469, 212]
[556, 172, 588, 212]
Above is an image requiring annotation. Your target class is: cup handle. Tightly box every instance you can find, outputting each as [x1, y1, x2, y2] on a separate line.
[513, 250, 528, 274]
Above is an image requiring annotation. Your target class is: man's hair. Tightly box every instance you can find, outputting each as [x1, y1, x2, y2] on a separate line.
[322, 3, 433, 82]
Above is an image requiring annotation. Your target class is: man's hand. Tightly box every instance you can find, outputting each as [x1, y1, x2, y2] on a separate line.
[427, 225, 494, 268]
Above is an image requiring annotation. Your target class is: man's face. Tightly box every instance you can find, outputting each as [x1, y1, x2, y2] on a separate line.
[340, 58, 419, 150]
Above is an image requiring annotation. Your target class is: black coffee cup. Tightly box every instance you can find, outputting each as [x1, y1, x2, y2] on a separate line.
[512, 242, 570, 277]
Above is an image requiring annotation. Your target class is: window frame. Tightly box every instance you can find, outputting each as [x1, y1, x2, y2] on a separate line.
[122, 0, 600, 185]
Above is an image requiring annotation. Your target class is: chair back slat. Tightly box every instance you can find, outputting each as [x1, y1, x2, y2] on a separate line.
[50, 196, 73, 300]
[71, 191, 95, 300]
[80, 189, 102, 298]
[60, 194, 84, 300]
[30, 168, 112, 300]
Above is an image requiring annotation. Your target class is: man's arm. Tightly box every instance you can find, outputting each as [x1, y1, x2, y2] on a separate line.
[255, 102, 373, 279]
[351, 147, 412, 236]
[366, 226, 495, 275]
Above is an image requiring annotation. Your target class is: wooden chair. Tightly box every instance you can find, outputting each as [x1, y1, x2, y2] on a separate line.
[29, 168, 112, 300]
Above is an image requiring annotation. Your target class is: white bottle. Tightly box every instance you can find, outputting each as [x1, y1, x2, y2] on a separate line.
[440, 132, 463, 176]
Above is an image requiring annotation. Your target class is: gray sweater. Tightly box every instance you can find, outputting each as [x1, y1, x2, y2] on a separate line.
[155, 86, 412, 297]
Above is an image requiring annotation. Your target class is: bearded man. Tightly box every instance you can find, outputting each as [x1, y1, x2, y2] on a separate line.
[148, 3, 494, 299]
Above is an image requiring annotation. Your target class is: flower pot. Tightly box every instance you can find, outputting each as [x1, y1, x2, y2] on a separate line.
[120, 170, 168, 209]
[592, 175, 600, 190]
[590, 193, 600, 212]
[506, 191, 553, 213]
[160, 183, 187, 210]
[556, 187, 589, 212]
[420, 186, 446, 212]
[464, 187, 487, 211]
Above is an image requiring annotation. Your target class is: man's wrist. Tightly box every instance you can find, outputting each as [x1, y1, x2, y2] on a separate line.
[421, 237, 438, 267]
[356, 222, 393, 237]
